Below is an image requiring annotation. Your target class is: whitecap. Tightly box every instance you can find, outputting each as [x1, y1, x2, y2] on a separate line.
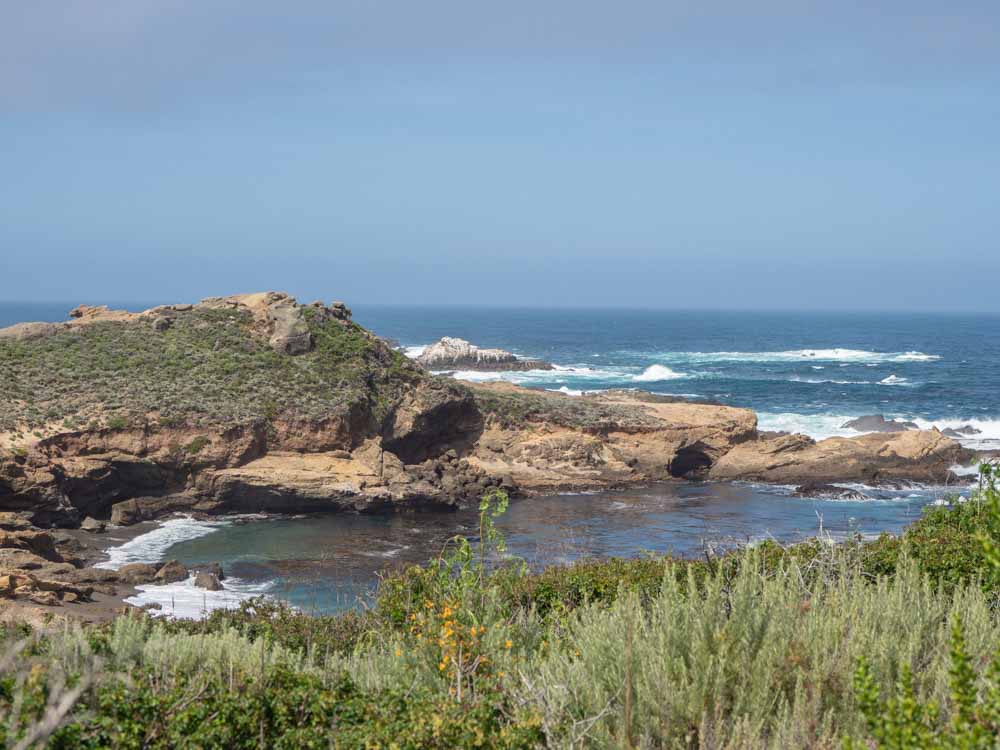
[788, 377, 870, 385]
[650, 348, 940, 364]
[631, 364, 688, 382]
[96, 516, 228, 570]
[441, 364, 627, 385]
[879, 374, 909, 386]
[403, 345, 427, 358]
[757, 413, 863, 439]
[910, 418, 1000, 450]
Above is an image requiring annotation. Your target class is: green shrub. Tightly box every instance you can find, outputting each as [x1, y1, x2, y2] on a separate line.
[4, 472, 1000, 748]
[105, 415, 128, 430]
[183, 436, 211, 455]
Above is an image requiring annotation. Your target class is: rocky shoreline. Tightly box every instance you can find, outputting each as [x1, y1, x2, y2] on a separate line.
[0, 292, 977, 621]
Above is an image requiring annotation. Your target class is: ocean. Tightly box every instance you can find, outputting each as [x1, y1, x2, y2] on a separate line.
[3, 302, 997, 617]
[355, 306, 1000, 450]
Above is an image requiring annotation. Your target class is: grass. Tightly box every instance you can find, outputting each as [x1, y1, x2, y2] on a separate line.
[3, 468, 1000, 748]
[0, 307, 424, 433]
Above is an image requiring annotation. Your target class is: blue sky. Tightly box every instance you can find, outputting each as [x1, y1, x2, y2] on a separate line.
[2, 2, 998, 310]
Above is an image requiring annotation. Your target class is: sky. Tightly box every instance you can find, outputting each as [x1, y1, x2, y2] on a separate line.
[2, 2, 999, 311]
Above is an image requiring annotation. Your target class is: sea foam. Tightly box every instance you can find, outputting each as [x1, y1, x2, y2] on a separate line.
[878, 374, 910, 386]
[125, 575, 274, 620]
[631, 364, 688, 382]
[96, 516, 228, 570]
[758, 412, 1000, 451]
[653, 348, 940, 364]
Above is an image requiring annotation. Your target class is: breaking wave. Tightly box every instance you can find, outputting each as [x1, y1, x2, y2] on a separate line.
[126, 575, 276, 620]
[96, 516, 228, 570]
[879, 374, 910, 386]
[758, 413, 1000, 450]
[631, 364, 688, 382]
[652, 348, 940, 364]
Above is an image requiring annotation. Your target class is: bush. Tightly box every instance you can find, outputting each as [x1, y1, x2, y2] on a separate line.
[4, 470, 1000, 748]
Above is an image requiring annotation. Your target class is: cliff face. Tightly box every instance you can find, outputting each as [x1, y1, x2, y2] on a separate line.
[0, 293, 971, 528]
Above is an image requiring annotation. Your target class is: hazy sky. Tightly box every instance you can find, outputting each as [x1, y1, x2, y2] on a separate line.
[3, 2, 999, 310]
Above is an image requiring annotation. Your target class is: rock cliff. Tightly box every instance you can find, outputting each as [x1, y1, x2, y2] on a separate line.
[0, 293, 971, 533]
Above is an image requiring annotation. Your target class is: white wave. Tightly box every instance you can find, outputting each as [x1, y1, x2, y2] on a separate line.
[759, 412, 1000, 451]
[631, 364, 688, 382]
[126, 575, 274, 620]
[403, 345, 426, 358]
[653, 348, 940, 364]
[757, 412, 862, 439]
[811, 365, 825, 370]
[788, 377, 870, 385]
[442, 363, 627, 385]
[96, 516, 228, 570]
[548, 386, 584, 396]
[910, 417, 1000, 450]
[879, 374, 910, 386]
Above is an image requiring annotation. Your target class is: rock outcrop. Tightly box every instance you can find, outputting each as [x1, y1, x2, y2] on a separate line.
[841, 415, 919, 433]
[415, 337, 553, 372]
[1, 292, 973, 536]
[708, 430, 968, 485]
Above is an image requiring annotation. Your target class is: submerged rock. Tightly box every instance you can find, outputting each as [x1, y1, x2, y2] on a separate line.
[841, 415, 918, 433]
[941, 425, 982, 438]
[793, 482, 872, 501]
[415, 337, 553, 372]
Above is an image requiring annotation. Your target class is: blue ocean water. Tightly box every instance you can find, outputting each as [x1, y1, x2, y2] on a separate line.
[352, 306, 1000, 448]
[6, 302, 996, 442]
[4, 301, 997, 616]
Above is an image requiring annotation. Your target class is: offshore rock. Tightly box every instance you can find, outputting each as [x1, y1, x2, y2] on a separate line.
[841, 415, 918, 433]
[416, 337, 553, 372]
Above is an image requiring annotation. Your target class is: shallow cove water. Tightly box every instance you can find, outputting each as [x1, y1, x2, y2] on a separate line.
[117, 479, 969, 617]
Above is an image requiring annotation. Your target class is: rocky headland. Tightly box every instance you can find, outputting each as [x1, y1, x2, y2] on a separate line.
[415, 336, 553, 372]
[0, 292, 974, 617]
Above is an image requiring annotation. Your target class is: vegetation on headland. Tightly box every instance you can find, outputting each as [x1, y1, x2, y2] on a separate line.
[4, 468, 1000, 748]
[0, 306, 418, 435]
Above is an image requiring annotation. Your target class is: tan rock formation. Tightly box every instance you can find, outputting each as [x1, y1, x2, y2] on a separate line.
[708, 429, 967, 484]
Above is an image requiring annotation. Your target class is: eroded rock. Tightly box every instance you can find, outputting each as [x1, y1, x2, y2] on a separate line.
[154, 560, 188, 583]
[416, 337, 552, 372]
[117, 563, 159, 584]
[193, 571, 223, 591]
[709, 430, 969, 485]
[841, 415, 918, 433]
